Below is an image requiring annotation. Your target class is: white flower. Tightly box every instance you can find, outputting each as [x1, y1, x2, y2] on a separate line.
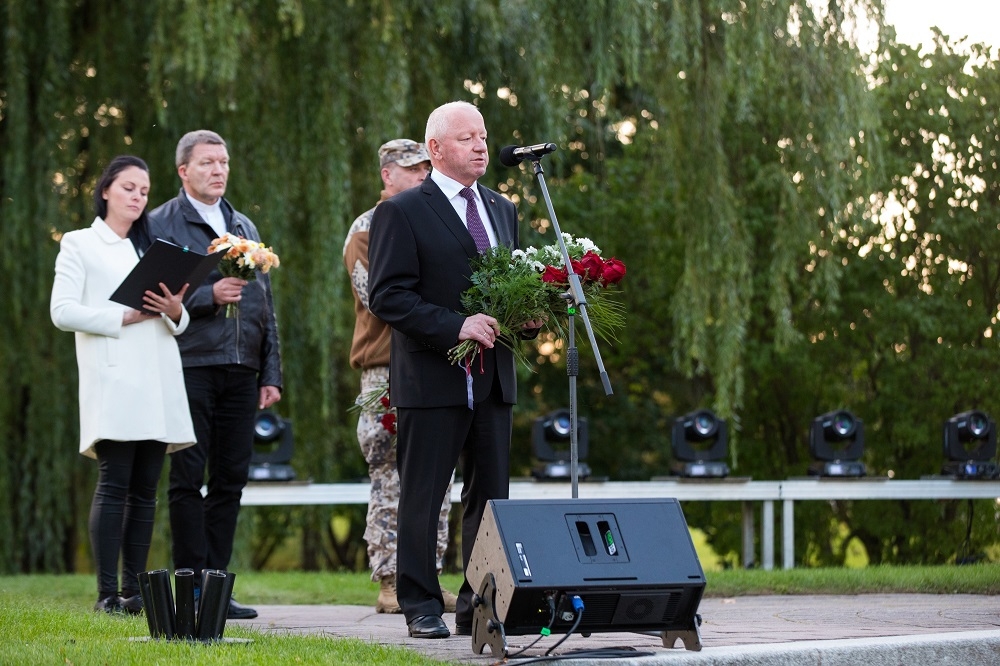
[511, 247, 548, 272]
[577, 237, 601, 254]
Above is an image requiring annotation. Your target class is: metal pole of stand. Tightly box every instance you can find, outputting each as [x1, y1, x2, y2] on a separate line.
[529, 157, 613, 498]
[565, 305, 580, 497]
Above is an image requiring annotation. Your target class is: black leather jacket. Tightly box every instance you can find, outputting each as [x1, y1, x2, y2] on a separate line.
[148, 189, 282, 390]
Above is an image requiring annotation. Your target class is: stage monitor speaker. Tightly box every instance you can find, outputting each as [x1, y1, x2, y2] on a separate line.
[466, 498, 705, 657]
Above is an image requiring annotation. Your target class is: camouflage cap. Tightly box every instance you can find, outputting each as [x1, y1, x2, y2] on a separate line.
[379, 139, 430, 168]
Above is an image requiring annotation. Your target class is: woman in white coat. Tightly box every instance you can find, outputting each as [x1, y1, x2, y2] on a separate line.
[51, 155, 196, 614]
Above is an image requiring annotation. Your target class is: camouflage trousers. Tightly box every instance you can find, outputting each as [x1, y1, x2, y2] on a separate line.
[358, 366, 452, 582]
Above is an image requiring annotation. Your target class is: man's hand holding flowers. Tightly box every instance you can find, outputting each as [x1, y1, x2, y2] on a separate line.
[459, 314, 500, 349]
[212, 276, 248, 309]
[459, 314, 544, 350]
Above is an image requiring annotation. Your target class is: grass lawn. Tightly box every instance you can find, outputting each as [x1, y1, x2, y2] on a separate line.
[1, 564, 997, 664]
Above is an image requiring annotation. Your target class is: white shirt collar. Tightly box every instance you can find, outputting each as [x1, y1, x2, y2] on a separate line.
[431, 169, 481, 204]
[188, 195, 222, 219]
[187, 195, 227, 238]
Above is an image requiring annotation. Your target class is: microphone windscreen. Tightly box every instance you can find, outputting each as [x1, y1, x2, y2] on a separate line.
[498, 145, 522, 167]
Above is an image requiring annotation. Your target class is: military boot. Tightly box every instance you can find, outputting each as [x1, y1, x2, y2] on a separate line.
[376, 574, 401, 614]
[440, 583, 458, 613]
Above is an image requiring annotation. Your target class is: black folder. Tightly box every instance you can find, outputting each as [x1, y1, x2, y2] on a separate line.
[110, 239, 224, 310]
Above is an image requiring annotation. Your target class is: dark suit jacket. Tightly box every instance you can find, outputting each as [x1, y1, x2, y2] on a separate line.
[367, 178, 519, 409]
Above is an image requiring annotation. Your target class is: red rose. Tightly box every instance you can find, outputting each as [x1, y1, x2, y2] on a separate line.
[379, 395, 390, 409]
[578, 252, 605, 282]
[601, 257, 626, 285]
[541, 265, 569, 285]
[380, 412, 397, 435]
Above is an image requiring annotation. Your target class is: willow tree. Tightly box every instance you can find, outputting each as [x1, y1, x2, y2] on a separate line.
[1, 0, 890, 572]
[509, 0, 885, 483]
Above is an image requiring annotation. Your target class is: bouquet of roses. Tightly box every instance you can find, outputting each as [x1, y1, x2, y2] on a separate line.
[208, 233, 281, 317]
[531, 233, 626, 343]
[447, 233, 626, 369]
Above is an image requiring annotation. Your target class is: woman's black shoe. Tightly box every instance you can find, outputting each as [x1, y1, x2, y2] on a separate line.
[120, 594, 144, 615]
[93, 595, 125, 614]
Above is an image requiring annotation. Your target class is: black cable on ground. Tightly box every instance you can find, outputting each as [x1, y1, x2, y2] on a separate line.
[503, 647, 655, 664]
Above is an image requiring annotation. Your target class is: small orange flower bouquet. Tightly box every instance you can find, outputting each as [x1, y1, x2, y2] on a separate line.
[208, 233, 281, 317]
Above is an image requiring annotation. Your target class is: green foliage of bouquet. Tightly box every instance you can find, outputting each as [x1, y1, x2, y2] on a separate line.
[448, 233, 627, 369]
[448, 245, 559, 369]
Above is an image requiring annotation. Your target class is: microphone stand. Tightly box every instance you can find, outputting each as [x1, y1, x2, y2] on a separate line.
[528, 156, 613, 499]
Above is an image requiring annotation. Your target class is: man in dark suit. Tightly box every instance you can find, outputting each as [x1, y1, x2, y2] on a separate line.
[368, 101, 541, 639]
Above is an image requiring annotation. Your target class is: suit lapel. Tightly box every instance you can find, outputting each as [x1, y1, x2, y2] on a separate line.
[421, 179, 479, 256]
[419, 179, 513, 253]
[477, 183, 514, 249]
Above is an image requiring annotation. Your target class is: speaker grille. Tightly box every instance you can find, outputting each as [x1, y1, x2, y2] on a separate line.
[577, 593, 617, 625]
[568, 590, 682, 627]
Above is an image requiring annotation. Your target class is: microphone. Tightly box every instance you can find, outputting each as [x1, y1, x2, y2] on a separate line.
[498, 142, 557, 166]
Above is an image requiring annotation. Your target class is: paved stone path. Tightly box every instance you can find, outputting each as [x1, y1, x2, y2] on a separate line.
[239, 594, 1000, 664]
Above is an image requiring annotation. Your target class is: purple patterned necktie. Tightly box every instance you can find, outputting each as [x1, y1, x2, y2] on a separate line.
[459, 187, 491, 253]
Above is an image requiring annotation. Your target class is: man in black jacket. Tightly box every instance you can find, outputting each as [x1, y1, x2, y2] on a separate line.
[149, 130, 282, 620]
[368, 102, 541, 639]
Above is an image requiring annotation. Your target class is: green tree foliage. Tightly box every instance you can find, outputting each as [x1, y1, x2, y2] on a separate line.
[731, 31, 1000, 565]
[3, 0, 996, 573]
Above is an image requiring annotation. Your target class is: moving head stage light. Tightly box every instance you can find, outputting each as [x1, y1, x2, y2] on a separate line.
[531, 409, 590, 480]
[670, 409, 730, 478]
[942, 410, 999, 480]
[808, 409, 866, 477]
[249, 410, 296, 482]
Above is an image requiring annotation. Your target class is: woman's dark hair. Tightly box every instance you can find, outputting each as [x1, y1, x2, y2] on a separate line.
[93, 155, 153, 255]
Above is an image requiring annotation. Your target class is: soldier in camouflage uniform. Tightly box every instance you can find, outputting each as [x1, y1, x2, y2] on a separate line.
[344, 139, 457, 614]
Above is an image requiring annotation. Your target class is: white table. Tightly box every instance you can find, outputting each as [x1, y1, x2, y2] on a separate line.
[777, 478, 1000, 569]
[239, 477, 1000, 570]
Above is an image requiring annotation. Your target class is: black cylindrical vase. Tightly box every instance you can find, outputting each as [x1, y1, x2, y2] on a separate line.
[173, 568, 197, 639]
[147, 569, 176, 639]
[137, 571, 159, 638]
[196, 569, 228, 640]
[210, 570, 236, 640]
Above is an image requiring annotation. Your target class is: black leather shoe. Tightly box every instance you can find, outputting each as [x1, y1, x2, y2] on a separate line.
[454, 623, 472, 636]
[407, 614, 450, 639]
[93, 595, 125, 614]
[227, 598, 258, 620]
[120, 594, 144, 615]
